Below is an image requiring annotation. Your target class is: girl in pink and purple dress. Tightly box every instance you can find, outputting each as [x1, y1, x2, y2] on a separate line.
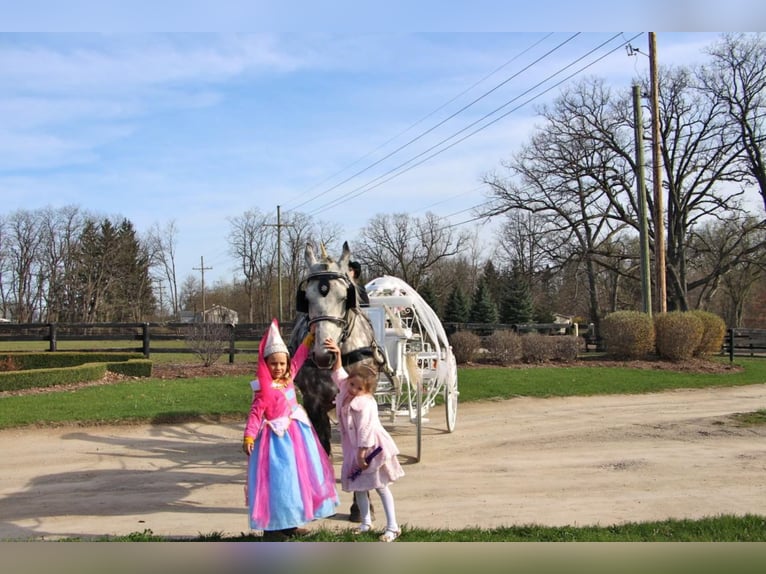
[324, 337, 405, 542]
[242, 320, 338, 539]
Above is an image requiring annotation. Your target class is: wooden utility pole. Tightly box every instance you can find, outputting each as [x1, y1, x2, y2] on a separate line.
[265, 206, 293, 323]
[632, 84, 652, 315]
[193, 256, 212, 321]
[649, 32, 667, 313]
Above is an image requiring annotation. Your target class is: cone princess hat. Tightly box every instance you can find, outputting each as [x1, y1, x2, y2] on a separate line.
[262, 320, 288, 358]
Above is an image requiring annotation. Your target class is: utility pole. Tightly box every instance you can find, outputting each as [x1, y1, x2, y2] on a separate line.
[265, 205, 293, 323]
[193, 256, 212, 322]
[632, 83, 652, 316]
[649, 32, 667, 313]
[152, 277, 166, 320]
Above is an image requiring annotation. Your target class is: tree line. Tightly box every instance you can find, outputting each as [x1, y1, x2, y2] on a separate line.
[1, 34, 765, 332]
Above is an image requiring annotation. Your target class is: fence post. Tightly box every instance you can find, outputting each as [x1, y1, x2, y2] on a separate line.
[728, 328, 734, 363]
[228, 323, 236, 364]
[49, 323, 57, 352]
[142, 323, 151, 358]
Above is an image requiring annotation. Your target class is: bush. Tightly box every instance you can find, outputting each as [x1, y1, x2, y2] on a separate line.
[107, 359, 153, 378]
[0, 352, 144, 370]
[483, 331, 522, 365]
[0, 363, 107, 391]
[654, 312, 704, 360]
[0, 358, 153, 392]
[688, 310, 726, 356]
[520, 333, 552, 363]
[449, 331, 481, 364]
[601, 311, 655, 359]
[186, 322, 231, 366]
[551, 336, 581, 363]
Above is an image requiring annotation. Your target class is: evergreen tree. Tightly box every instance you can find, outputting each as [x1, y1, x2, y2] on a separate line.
[482, 260, 504, 310]
[500, 265, 534, 325]
[469, 278, 498, 324]
[111, 219, 155, 322]
[443, 285, 470, 323]
[418, 279, 441, 317]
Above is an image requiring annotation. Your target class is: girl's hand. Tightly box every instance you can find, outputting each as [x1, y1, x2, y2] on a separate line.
[324, 337, 340, 356]
[357, 448, 369, 469]
[242, 438, 254, 456]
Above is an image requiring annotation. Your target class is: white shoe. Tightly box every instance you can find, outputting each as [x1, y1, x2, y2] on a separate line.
[379, 528, 400, 542]
[353, 523, 373, 535]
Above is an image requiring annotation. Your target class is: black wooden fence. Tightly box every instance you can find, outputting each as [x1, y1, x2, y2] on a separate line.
[723, 328, 766, 361]
[0, 321, 286, 364]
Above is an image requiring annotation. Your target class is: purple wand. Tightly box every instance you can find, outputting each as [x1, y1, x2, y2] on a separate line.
[348, 446, 383, 481]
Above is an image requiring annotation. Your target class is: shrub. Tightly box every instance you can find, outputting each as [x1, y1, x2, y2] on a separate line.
[483, 331, 522, 365]
[600, 311, 655, 359]
[654, 312, 704, 360]
[551, 336, 581, 363]
[0, 355, 18, 372]
[449, 330, 481, 364]
[520, 333, 553, 363]
[688, 310, 726, 356]
[185, 322, 231, 366]
[0, 352, 144, 370]
[107, 359, 153, 378]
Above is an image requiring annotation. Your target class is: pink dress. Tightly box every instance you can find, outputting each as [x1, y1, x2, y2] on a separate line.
[332, 367, 405, 492]
[243, 331, 338, 531]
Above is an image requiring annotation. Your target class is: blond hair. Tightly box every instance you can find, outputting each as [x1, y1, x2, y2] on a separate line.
[346, 361, 379, 393]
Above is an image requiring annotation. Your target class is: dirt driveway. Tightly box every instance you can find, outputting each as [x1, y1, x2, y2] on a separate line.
[1, 384, 765, 540]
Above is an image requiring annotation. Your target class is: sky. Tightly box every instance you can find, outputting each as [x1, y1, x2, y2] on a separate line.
[1, 2, 762, 286]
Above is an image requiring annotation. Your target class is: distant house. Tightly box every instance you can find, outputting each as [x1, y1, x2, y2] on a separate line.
[552, 313, 576, 335]
[202, 304, 239, 325]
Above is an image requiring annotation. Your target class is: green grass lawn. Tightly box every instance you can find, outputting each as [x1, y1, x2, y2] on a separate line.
[2, 356, 765, 542]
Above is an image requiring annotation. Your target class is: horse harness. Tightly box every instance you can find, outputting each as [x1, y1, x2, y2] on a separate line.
[296, 268, 390, 372]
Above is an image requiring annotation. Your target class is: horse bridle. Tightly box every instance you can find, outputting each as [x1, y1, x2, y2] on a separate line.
[302, 270, 383, 368]
[302, 270, 353, 341]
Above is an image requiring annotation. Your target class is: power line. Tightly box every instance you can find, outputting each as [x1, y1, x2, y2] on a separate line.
[309, 33, 638, 217]
[284, 33, 557, 213]
[287, 33, 581, 216]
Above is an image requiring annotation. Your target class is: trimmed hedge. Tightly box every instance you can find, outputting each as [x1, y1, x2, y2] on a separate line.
[688, 310, 726, 357]
[601, 311, 655, 359]
[654, 312, 704, 360]
[0, 352, 144, 370]
[0, 355, 152, 392]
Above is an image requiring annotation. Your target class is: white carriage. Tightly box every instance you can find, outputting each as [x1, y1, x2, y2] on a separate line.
[361, 276, 458, 461]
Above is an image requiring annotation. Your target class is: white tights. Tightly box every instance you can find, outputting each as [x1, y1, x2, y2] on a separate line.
[355, 486, 398, 532]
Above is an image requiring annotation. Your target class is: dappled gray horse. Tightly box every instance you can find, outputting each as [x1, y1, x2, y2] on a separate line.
[289, 241, 390, 455]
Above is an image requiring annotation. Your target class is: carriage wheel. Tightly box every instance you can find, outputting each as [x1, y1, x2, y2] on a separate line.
[445, 363, 458, 433]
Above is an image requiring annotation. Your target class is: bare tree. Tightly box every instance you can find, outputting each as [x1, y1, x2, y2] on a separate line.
[688, 215, 766, 326]
[147, 220, 181, 318]
[0, 215, 9, 320]
[281, 211, 341, 321]
[355, 212, 471, 291]
[701, 33, 766, 212]
[227, 209, 275, 323]
[657, 65, 752, 310]
[5, 210, 45, 322]
[483, 78, 634, 333]
[39, 206, 86, 322]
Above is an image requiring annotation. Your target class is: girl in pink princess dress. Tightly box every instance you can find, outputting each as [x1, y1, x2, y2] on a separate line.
[324, 337, 405, 542]
[242, 320, 338, 540]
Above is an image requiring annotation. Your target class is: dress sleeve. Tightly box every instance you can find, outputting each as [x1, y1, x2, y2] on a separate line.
[350, 396, 377, 448]
[331, 367, 349, 391]
[243, 396, 265, 439]
[290, 333, 312, 376]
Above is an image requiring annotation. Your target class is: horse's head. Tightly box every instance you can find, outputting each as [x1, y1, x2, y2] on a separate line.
[297, 241, 355, 368]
